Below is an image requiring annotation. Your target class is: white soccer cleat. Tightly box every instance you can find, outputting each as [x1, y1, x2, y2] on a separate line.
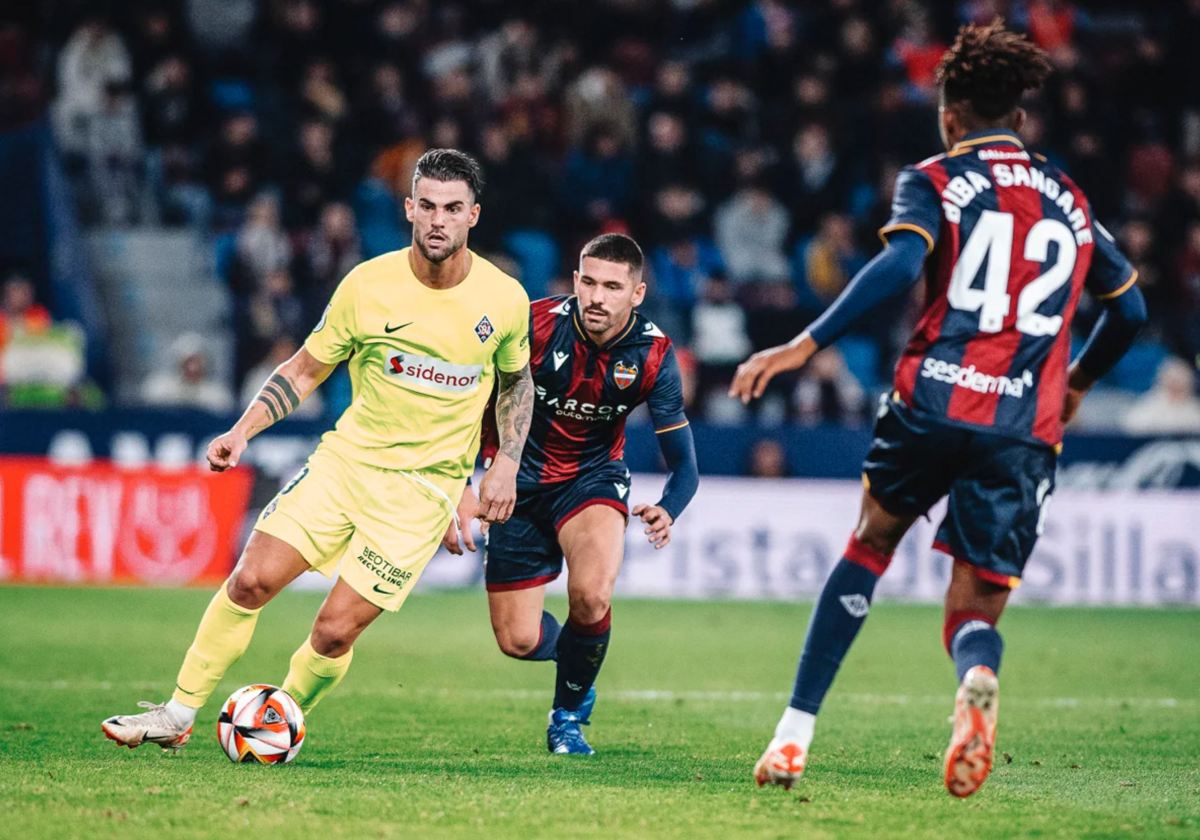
[944, 665, 999, 798]
[754, 737, 807, 790]
[102, 701, 193, 751]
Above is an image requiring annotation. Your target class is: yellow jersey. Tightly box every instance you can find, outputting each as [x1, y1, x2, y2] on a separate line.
[304, 248, 530, 477]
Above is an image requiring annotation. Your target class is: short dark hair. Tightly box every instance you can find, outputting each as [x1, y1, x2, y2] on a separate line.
[936, 19, 1051, 121]
[412, 148, 484, 201]
[580, 233, 644, 277]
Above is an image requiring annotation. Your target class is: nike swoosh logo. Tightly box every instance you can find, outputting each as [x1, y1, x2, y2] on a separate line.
[384, 322, 413, 334]
[373, 584, 396, 595]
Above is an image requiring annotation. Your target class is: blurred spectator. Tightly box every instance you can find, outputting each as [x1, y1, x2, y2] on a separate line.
[287, 120, 348, 228]
[802, 214, 868, 306]
[474, 122, 551, 251]
[0, 273, 51, 350]
[795, 347, 867, 427]
[52, 16, 132, 155]
[206, 112, 270, 217]
[233, 194, 292, 292]
[888, 10, 947, 95]
[141, 333, 234, 413]
[649, 229, 725, 317]
[564, 67, 636, 151]
[746, 438, 789, 478]
[1170, 221, 1200, 363]
[240, 336, 324, 419]
[299, 202, 362, 310]
[186, 0, 257, 54]
[1123, 358, 1200, 435]
[299, 59, 348, 126]
[0, 274, 101, 408]
[87, 81, 143, 224]
[714, 182, 791, 285]
[559, 127, 635, 234]
[691, 277, 751, 396]
[142, 55, 200, 148]
[784, 124, 852, 235]
[358, 63, 422, 149]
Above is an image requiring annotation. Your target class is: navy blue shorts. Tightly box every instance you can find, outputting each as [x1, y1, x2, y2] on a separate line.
[864, 396, 1057, 588]
[484, 460, 632, 592]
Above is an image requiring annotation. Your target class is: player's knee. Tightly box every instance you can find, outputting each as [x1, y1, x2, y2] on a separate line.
[494, 625, 540, 659]
[310, 616, 357, 658]
[567, 588, 611, 627]
[226, 566, 278, 610]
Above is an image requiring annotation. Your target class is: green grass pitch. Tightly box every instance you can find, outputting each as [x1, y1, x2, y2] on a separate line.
[1, 586, 1197, 839]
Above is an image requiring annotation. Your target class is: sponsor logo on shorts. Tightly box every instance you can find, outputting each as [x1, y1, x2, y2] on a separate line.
[920, 358, 1034, 398]
[358, 546, 414, 590]
[385, 351, 483, 393]
[613, 361, 638, 390]
[474, 315, 495, 343]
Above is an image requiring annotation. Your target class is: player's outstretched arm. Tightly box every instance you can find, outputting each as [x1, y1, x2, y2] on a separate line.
[207, 347, 336, 471]
[729, 230, 928, 403]
[477, 363, 534, 523]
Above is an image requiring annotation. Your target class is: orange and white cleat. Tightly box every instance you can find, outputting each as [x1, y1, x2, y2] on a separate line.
[944, 665, 999, 798]
[754, 738, 807, 790]
[102, 701, 193, 752]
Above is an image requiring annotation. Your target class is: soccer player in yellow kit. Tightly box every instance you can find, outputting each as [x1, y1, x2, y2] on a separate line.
[102, 150, 534, 750]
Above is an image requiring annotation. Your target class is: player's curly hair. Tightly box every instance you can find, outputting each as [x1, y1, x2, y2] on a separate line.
[936, 19, 1052, 121]
[413, 148, 485, 200]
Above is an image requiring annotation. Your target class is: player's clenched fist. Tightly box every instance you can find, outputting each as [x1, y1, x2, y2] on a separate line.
[206, 430, 248, 471]
[633, 503, 674, 549]
[477, 453, 518, 524]
[729, 333, 819, 404]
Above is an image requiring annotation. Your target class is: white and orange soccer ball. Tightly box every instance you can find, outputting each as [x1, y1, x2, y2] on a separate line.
[217, 685, 306, 764]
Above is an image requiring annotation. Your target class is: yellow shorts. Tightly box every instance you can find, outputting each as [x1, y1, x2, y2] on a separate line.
[255, 445, 464, 612]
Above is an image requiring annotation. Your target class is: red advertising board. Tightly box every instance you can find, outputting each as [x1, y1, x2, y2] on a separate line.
[0, 457, 253, 586]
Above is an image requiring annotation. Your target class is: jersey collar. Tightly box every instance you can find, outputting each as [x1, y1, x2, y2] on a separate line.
[570, 298, 638, 350]
[951, 128, 1024, 154]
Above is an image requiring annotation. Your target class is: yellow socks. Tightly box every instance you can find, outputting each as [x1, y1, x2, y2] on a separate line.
[171, 581, 262, 709]
[282, 639, 354, 714]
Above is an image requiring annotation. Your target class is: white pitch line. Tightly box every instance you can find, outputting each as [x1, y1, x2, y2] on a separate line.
[0, 680, 1190, 709]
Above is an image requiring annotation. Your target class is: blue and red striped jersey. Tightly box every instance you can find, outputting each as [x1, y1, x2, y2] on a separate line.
[881, 129, 1138, 447]
[482, 295, 688, 487]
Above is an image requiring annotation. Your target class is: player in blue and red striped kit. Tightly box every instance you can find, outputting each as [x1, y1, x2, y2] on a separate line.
[448, 233, 699, 755]
[731, 21, 1147, 797]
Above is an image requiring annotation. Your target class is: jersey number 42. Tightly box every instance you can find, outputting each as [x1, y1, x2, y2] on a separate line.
[947, 210, 1078, 338]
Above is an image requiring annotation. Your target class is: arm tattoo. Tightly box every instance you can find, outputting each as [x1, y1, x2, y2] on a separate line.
[254, 373, 303, 424]
[495, 364, 534, 463]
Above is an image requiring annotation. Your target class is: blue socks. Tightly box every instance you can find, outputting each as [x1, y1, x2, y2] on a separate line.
[519, 611, 562, 662]
[553, 609, 611, 712]
[945, 613, 1004, 682]
[790, 538, 890, 714]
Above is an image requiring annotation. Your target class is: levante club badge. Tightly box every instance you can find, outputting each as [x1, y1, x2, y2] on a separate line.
[614, 361, 638, 389]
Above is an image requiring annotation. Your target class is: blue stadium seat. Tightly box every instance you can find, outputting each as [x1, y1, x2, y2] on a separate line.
[1110, 340, 1168, 393]
[504, 230, 560, 300]
[838, 335, 881, 390]
[213, 232, 238, 283]
[209, 79, 255, 112]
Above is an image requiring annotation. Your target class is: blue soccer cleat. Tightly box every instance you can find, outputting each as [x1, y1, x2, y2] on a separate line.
[547, 708, 594, 755]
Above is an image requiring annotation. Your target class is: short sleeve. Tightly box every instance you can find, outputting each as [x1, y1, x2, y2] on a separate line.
[1086, 218, 1138, 300]
[879, 166, 941, 254]
[304, 272, 358, 364]
[648, 344, 688, 433]
[494, 294, 531, 373]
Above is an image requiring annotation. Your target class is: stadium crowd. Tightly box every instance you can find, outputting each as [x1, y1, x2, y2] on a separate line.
[6, 0, 1200, 433]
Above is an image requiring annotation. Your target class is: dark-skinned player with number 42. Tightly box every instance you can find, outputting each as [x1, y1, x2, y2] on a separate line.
[730, 20, 1147, 798]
